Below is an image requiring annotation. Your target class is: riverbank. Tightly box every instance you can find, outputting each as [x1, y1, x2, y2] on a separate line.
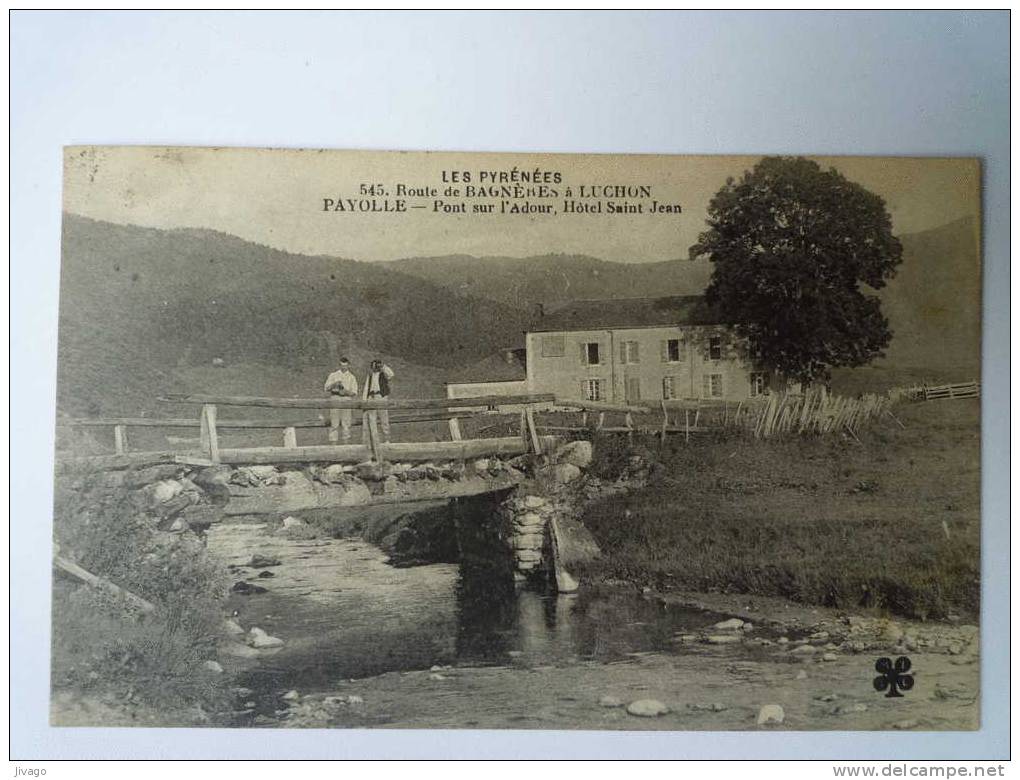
[578, 398, 980, 621]
[275, 589, 979, 731]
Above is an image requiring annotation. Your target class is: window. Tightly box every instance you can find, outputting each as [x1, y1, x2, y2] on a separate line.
[708, 335, 723, 361]
[662, 338, 684, 363]
[541, 334, 565, 357]
[581, 341, 602, 365]
[625, 377, 641, 402]
[662, 376, 678, 400]
[750, 372, 767, 397]
[582, 378, 605, 401]
[703, 373, 723, 398]
[620, 340, 640, 364]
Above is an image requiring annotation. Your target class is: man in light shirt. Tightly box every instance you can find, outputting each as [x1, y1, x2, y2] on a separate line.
[323, 357, 358, 443]
[363, 359, 396, 443]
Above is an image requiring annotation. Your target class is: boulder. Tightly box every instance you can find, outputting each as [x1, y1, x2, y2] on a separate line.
[319, 464, 353, 484]
[880, 621, 904, 643]
[516, 549, 543, 563]
[555, 440, 593, 468]
[145, 479, 184, 504]
[249, 627, 284, 649]
[757, 704, 784, 726]
[513, 533, 545, 549]
[822, 652, 839, 662]
[515, 512, 546, 529]
[231, 581, 268, 595]
[541, 463, 582, 484]
[202, 660, 224, 674]
[598, 695, 623, 708]
[338, 480, 372, 506]
[521, 495, 547, 509]
[282, 516, 307, 530]
[626, 699, 670, 717]
[282, 690, 300, 701]
[472, 459, 490, 473]
[714, 618, 746, 631]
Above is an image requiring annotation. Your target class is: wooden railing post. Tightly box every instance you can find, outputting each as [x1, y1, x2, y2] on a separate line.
[283, 426, 297, 448]
[113, 424, 127, 455]
[524, 405, 542, 456]
[448, 417, 462, 441]
[199, 404, 220, 463]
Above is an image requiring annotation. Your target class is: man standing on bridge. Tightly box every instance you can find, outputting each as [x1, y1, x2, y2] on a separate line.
[323, 357, 358, 443]
[363, 359, 395, 443]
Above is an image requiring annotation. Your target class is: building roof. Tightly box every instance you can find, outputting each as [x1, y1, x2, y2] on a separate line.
[529, 295, 724, 333]
[446, 348, 527, 384]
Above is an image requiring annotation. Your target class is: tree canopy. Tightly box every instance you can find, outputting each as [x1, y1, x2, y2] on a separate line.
[691, 156, 903, 385]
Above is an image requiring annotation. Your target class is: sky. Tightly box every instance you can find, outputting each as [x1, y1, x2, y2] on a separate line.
[63, 147, 981, 264]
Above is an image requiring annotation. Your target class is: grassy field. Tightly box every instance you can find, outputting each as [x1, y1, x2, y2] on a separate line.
[580, 398, 980, 621]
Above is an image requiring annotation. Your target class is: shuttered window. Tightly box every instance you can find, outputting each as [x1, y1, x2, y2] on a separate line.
[620, 340, 640, 364]
[661, 338, 683, 363]
[703, 373, 723, 398]
[626, 377, 641, 402]
[662, 376, 678, 399]
[581, 342, 602, 365]
[708, 335, 723, 361]
[582, 379, 604, 401]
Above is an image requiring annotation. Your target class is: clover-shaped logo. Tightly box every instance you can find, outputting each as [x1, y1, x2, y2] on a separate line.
[874, 656, 914, 698]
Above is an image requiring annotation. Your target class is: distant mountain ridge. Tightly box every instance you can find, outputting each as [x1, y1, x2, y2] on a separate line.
[381, 253, 714, 310]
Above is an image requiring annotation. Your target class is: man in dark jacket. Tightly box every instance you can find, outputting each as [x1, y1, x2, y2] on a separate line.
[362, 359, 395, 442]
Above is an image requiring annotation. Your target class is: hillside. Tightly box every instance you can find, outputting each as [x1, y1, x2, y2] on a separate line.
[877, 216, 981, 372]
[388, 218, 982, 374]
[57, 215, 528, 415]
[382, 253, 714, 310]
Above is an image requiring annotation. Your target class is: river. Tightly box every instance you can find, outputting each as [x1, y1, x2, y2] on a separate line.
[205, 511, 751, 717]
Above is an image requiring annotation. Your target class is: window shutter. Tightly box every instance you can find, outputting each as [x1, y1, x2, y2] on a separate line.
[702, 375, 710, 397]
[632, 342, 640, 363]
[580, 343, 588, 365]
[581, 380, 588, 399]
[620, 340, 627, 364]
[661, 340, 668, 362]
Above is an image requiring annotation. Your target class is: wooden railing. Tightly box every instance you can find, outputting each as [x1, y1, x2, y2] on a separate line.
[61, 392, 774, 468]
[64, 393, 559, 468]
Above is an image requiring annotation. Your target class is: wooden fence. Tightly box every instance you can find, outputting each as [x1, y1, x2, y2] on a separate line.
[892, 380, 981, 402]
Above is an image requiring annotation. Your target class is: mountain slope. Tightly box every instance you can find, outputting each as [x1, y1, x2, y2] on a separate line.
[57, 215, 530, 414]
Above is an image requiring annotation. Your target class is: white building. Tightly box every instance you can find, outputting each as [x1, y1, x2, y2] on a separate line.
[446, 296, 773, 405]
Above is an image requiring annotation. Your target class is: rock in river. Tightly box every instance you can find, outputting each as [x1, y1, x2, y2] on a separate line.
[713, 618, 745, 631]
[626, 699, 670, 718]
[757, 704, 785, 726]
[249, 627, 284, 648]
[599, 695, 623, 708]
[232, 581, 268, 595]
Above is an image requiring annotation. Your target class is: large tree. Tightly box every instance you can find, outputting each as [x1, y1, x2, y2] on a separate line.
[691, 156, 903, 385]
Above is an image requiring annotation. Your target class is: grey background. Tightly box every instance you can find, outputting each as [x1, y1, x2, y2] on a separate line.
[10, 10, 1009, 759]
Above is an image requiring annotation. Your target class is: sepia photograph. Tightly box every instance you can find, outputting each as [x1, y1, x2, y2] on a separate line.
[49, 147, 982, 732]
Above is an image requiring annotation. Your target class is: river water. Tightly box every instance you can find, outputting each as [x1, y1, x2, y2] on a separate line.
[206, 512, 748, 715]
